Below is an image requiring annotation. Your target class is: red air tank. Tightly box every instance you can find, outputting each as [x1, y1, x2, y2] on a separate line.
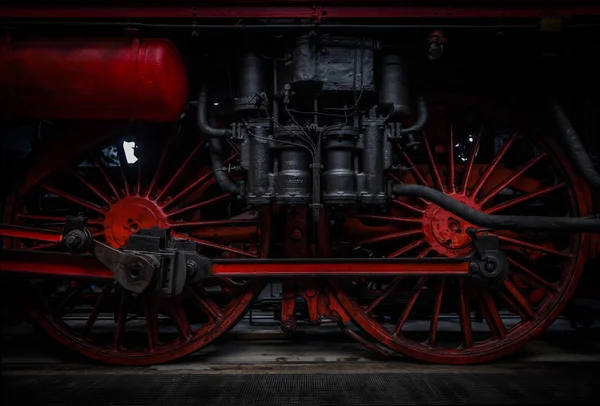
[0, 36, 189, 121]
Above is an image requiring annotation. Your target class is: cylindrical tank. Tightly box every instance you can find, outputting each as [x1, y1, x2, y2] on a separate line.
[378, 54, 409, 118]
[0, 37, 188, 121]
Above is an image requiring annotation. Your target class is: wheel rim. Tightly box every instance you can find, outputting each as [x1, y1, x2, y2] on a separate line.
[4, 125, 267, 365]
[330, 97, 590, 364]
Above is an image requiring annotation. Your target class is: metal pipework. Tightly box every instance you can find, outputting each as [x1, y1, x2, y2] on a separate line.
[392, 184, 600, 232]
[550, 98, 600, 190]
[197, 86, 232, 138]
[359, 122, 387, 206]
[400, 96, 428, 134]
[235, 52, 274, 203]
[237, 53, 266, 100]
[378, 54, 410, 118]
[242, 125, 274, 204]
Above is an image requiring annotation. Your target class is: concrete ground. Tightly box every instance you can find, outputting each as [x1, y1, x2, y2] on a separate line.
[3, 316, 600, 373]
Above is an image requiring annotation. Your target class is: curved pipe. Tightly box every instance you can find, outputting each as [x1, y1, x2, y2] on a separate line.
[392, 184, 600, 232]
[197, 85, 239, 195]
[550, 98, 600, 190]
[197, 85, 232, 138]
[400, 97, 428, 134]
[209, 137, 241, 195]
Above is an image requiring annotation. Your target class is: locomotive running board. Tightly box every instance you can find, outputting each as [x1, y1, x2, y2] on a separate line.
[0, 249, 469, 279]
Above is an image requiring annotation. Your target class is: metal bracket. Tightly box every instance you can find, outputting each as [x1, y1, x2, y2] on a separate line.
[467, 228, 509, 285]
[61, 216, 209, 296]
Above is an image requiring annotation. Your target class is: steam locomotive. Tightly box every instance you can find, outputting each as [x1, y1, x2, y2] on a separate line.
[1, 1, 599, 365]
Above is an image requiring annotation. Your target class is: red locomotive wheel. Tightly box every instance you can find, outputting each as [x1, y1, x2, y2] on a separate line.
[3, 125, 268, 365]
[330, 96, 591, 364]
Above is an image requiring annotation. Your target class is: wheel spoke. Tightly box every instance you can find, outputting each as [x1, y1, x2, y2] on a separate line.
[478, 290, 506, 339]
[144, 295, 159, 350]
[355, 229, 422, 246]
[507, 257, 559, 293]
[349, 214, 422, 225]
[429, 276, 445, 346]
[155, 141, 205, 202]
[214, 277, 246, 295]
[113, 291, 129, 349]
[166, 194, 231, 218]
[42, 185, 108, 215]
[82, 282, 113, 337]
[485, 183, 566, 214]
[461, 126, 482, 195]
[171, 231, 257, 258]
[161, 171, 212, 209]
[69, 169, 113, 206]
[391, 198, 425, 213]
[147, 132, 175, 198]
[501, 279, 535, 320]
[494, 234, 573, 258]
[458, 279, 473, 348]
[54, 283, 85, 318]
[470, 132, 517, 198]
[448, 126, 455, 193]
[166, 300, 192, 341]
[478, 152, 547, 207]
[398, 143, 428, 186]
[394, 277, 428, 336]
[416, 246, 433, 258]
[187, 285, 223, 321]
[387, 238, 425, 258]
[162, 152, 236, 209]
[95, 159, 122, 200]
[136, 143, 142, 195]
[364, 277, 403, 313]
[422, 133, 445, 192]
[117, 145, 131, 196]
[169, 219, 258, 228]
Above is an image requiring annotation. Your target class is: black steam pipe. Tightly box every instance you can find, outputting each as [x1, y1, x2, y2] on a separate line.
[209, 137, 241, 196]
[197, 85, 232, 138]
[400, 97, 428, 134]
[197, 85, 239, 195]
[550, 98, 600, 190]
[392, 184, 600, 232]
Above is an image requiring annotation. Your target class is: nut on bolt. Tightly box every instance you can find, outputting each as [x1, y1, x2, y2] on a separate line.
[64, 229, 87, 251]
[291, 229, 302, 241]
[186, 259, 199, 277]
[469, 262, 480, 272]
[485, 262, 497, 272]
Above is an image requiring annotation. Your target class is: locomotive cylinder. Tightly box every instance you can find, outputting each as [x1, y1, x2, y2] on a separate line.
[322, 127, 359, 205]
[0, 37, 188, 121]
[274, 127, 311, 205]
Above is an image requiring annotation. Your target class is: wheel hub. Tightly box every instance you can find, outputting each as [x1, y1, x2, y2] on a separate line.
[423, 194, 479, 257]
[103, 197, 167, 248]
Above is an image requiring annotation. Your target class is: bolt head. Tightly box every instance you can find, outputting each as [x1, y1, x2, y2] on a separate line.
[485, 262, 497, 272]
[186, 260, 199, 276]
[469, 262, 480, 272]
[64, 230, 85, 250]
